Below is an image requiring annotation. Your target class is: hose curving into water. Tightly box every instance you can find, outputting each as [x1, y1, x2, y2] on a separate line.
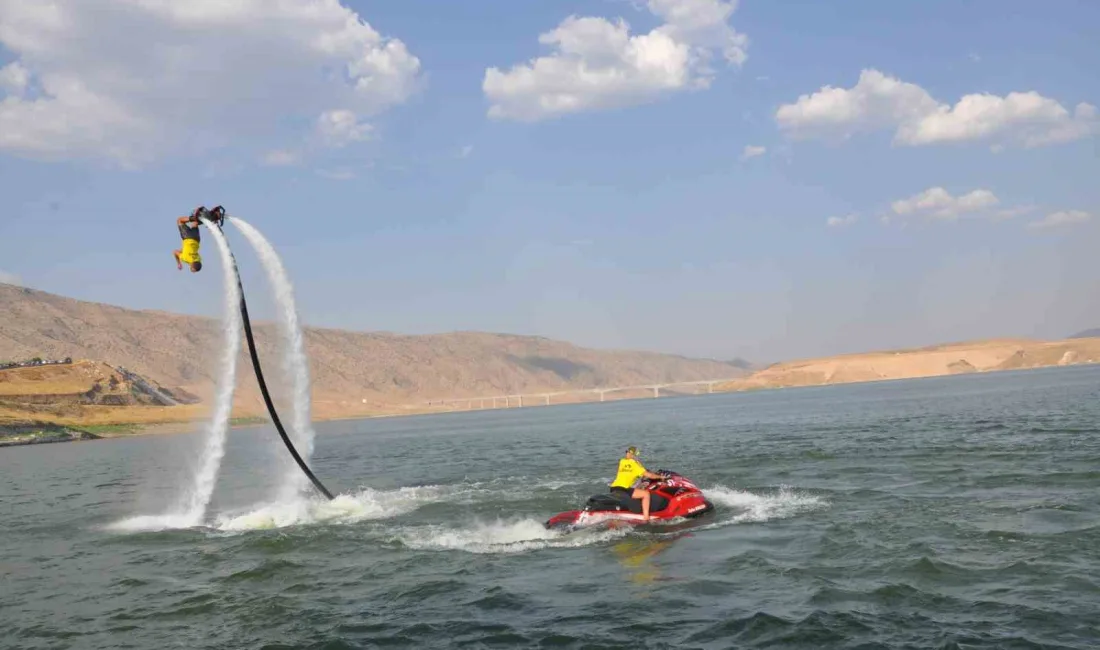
[209, 217, 335, 501]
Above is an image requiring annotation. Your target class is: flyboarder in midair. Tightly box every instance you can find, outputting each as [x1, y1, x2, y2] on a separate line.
[172, 206, 225, 273]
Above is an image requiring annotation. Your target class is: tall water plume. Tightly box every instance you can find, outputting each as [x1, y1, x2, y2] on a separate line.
[174, 218, 245, 523]
[229, 216, 318, 502]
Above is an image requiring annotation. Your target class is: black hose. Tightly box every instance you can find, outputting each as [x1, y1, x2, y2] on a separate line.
[220, 225, 335, 501]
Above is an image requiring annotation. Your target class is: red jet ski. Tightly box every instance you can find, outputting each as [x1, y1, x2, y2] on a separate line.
[545, 470, 714, 531]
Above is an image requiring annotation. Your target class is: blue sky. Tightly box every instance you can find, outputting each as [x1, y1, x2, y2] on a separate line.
[1, 0, 1097, 362]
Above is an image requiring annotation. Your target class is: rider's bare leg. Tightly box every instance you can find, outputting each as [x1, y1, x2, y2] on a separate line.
[632, 488, 651, 521]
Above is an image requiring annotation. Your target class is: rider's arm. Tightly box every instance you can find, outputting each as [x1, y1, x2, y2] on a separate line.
[637, 462, 662, 479]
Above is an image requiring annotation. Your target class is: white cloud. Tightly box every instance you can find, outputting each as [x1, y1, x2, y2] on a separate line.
[1028, 210, 1091, 230]
[0, 0, 422, 165]
[992, 205, 1038, 220]
[316, 109, 373, 147]
[905, 93, 1098, 147]
[459, 144, 474, 158]
[778, 69, 939, 139]
[776, 69, 1098, 148]
[0, 270, 22, 286]
[890, 187, 1000, 220]
[483, 0, 747, 121]
[826, 214, 858, 228]
[0, 61, 29, 94]
[261, 149, 299, 166]
[740, 144, 766, 159]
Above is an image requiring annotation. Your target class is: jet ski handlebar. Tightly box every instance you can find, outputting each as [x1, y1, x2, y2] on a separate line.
[642, 470, 675, 483]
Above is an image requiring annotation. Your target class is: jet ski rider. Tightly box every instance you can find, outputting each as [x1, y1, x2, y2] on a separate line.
[609, 446, 665, 522]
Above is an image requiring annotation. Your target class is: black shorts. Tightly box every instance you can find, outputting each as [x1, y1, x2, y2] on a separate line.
[610, 486, 633, 496]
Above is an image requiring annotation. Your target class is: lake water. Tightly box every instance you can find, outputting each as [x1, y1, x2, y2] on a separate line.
[3, 366, 1099, 649]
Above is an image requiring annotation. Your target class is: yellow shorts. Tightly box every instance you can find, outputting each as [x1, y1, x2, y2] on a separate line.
[179, 239, 201, 264]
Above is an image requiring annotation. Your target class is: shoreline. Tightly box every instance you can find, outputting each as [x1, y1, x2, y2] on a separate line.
[0, 387, 706, 442]
[4, 361, 1098, 445]
[0, 426, 103, 447]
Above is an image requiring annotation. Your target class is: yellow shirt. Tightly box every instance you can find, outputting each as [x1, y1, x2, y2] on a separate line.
[610, 457, 647, 489]
[179, 239, 202, 264]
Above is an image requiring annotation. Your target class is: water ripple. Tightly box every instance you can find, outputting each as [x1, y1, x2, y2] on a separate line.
[4, 367, 1100, 649]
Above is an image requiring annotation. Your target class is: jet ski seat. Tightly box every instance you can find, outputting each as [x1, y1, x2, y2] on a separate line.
[585, 491, 670, 514]
[586, 493, 628, 510]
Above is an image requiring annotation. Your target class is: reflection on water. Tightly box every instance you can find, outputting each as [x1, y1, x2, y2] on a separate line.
[610, 534, 683, 585]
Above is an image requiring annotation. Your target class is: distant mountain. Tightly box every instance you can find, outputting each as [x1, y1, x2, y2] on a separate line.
[0, 283, 748, 417]
[723, 358, 755, 371]
[716, 337, 1100, 394]
[1069, 328, 1100, 339]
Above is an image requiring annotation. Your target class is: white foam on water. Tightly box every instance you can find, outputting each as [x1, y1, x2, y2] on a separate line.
[212, 485, 450, 532]
[229, 217, 316, 502]
[102, 513, 199, 533]
[215, 475, 577, 532]
[701, 484, 829, 528]
[391, 518, 631, 554]
[210, 476, 558, 534]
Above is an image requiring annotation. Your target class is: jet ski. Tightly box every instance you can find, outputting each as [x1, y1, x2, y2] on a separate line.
[545, 469, 714, 531]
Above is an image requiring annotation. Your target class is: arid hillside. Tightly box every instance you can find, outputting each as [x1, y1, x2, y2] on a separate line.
[0, 360, 213, 430]
[0, 283, 748, 421]
[716, 338, 1100, 393]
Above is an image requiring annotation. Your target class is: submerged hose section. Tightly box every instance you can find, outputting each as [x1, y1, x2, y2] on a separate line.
[216, 220, 335, 501]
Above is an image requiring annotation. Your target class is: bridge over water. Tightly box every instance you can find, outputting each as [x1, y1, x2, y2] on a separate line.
[420, 377, 742, 411]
